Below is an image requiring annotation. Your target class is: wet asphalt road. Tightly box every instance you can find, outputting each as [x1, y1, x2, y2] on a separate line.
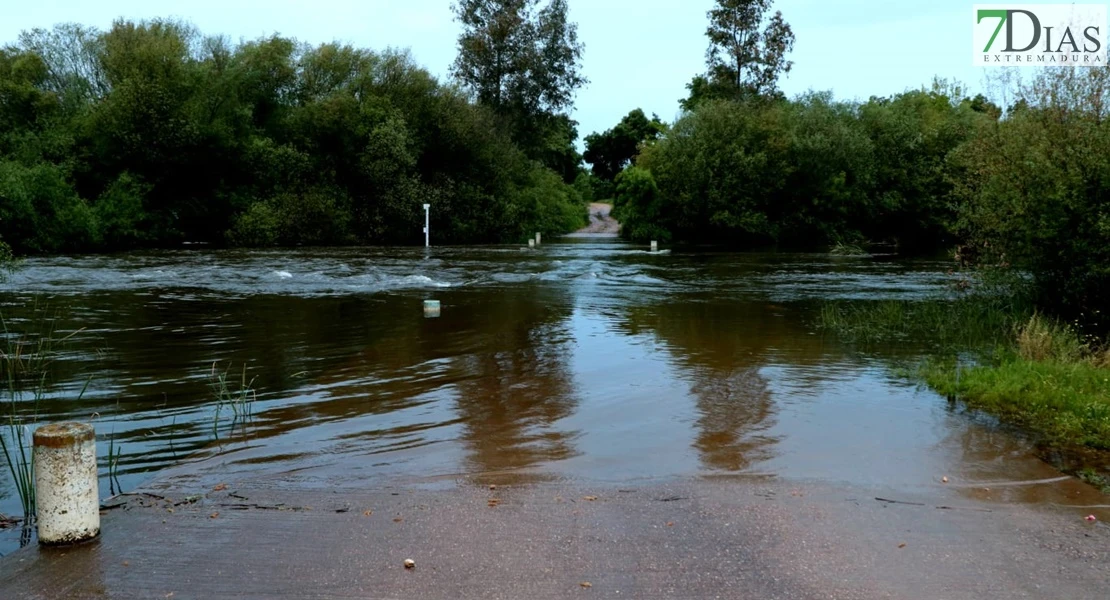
[1, 477, 1107, 599]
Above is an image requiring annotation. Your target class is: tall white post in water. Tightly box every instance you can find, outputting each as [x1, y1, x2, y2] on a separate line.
[34, 422, 99, 545]
[535, 232, 541, 245]
[423, 203, 431, 247]
[651, 240, 658, 252]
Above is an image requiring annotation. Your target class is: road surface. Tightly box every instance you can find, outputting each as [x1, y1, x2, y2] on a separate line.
[0, 476, 1106, 599]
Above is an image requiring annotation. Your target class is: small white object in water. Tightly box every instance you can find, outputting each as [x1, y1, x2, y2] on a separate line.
[404, 558, 416, 569]
[274, 270, 293, 279]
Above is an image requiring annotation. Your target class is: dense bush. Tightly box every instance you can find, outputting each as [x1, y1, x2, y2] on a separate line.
[612, 166, 668, 242]
[949, 70, 1110, 329]
[624, 88, 989, 249]
[0, 19, 586, 252]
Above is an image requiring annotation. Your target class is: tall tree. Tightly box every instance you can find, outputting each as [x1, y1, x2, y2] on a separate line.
[684, 0, 794, 108]
[450, 0, 586, 127]
[583, 109, 665, 180]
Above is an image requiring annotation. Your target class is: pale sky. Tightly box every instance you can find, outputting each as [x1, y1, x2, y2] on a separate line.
[0, 0, 998, 138]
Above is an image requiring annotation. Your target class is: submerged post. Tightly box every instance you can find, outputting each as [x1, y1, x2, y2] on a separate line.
[423, 204, 431, 247]
[423, 299, 441, 318]
[528, 239, 535, 248]
[33, 422, 99, 545]
[650, 240, 658, 252]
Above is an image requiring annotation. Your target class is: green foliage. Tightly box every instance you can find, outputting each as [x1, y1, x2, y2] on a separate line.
[1016, 313, 1089, 363]
[0, 160, 95, 252]
[858, 84, 981, 250]
[630, 89, 989, 249]
[227, 201, 279, 247]
[632, 99, 788, 244]
[0, 238, 12, 275]
[450, 1, 587, 177]
[0, 19, 587, 252]
[583, 108, 665, 180]
[513, 164, 587, 239]
[817, 292, 1032, 352]
[924, 357, 1110, 450]
[681, 0, 794, 110]
[950, 68, 1110, 329]
[92, 172, 151, 248]
[612, 167, 668, 242]
[451, 0, 586, 119]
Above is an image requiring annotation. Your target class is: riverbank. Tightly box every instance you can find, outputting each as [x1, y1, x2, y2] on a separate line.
[819, 299, 1110, 466]
[924, 356, 1110, 449]
[1, 476, 1107, 599]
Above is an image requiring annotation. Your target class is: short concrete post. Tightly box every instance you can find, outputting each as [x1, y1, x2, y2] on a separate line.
[423, 299, 441, 318]
[535, 232, 541, 245]
[650, 241, 658, 252]
[528, 239, 535, 248]
[33, 422, 99, 545]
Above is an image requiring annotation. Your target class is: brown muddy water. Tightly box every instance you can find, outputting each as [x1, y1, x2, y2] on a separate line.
[0, 240, 1106, 553]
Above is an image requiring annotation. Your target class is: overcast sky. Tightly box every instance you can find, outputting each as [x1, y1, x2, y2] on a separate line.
[0, 0, 994, 138]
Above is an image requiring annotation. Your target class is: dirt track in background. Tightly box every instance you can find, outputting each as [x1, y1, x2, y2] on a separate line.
[573, 202, 620, 235]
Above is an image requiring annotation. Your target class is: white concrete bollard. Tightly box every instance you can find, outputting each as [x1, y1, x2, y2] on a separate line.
[423, 299, 441, 318]
[535, 232, 541, 245]
[650, 240, 658, 252]
[33, 422, 100, 545]
[528, 239, 535, 248]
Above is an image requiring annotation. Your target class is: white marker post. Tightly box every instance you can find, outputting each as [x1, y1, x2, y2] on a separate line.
[423, 203, 431, 247]
[34, 422, 100, 545]
[651, 241, 658, 252]
[535, 232, 541, 245]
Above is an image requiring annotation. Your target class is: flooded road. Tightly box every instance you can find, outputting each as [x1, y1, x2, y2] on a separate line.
[0, 241, 1106, 553]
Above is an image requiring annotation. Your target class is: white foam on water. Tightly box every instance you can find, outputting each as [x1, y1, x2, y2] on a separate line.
[398, 274, 452, 289]
[273, 271, 293, 279]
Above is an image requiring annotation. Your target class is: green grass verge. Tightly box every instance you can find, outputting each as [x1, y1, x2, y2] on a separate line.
[922, 356, 1110, 451]
[819, 292, 1110, 457]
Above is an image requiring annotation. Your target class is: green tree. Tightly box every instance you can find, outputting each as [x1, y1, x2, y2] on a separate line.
[951, 68, 1110, 330]
[0, 17, 589, 253]
[682, 0, 794, 109]
[450, 0, 586, 155]
[583, 109, 665, 181]
[451, 0, 585, 116]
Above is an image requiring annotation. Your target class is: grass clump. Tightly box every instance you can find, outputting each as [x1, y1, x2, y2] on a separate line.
[924, 357, 1110, 450]
[0, 306, 88, 522]
[1077, 468, 1110, 493]
[817, 294, 1028, 350]
[210, 362, 257, 423]
[829, 241, 868, 256]
[923, 314, 1110, 451]
[1015, 313, 1088, 363]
